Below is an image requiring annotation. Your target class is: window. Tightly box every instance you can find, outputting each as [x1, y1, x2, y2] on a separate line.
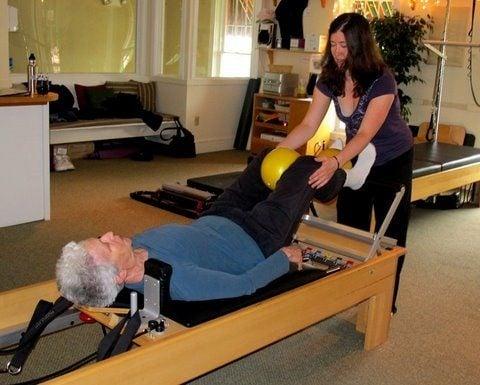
[8, 0, 137, 73]
[196, 0, 253, 78]
[353, 1, 394, 18]
[161, 0, 182, 77]
[334, 0, 394, 18]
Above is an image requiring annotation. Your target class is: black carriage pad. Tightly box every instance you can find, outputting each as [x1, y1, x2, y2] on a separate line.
[162, 268, 330, 327]
[412, 159, 441, 178]
[187, 172, 242, 196]
[414, 142, 480, 171]
[113, 259, 332, 328]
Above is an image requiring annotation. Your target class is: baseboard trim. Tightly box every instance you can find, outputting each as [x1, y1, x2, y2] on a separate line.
[196, 137, 235, 154]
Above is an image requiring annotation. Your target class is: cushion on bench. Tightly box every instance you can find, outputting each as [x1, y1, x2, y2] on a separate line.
[106, 80, 156, 112]
[104, 81, 138, 95]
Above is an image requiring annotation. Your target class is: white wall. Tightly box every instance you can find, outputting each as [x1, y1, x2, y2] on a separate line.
[185, 79, 248, 153]
[397, 1, 480, 144]
[155, 77, 248, 154]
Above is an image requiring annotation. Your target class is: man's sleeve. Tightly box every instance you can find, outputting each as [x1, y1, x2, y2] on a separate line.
[243, 250, 290, 290]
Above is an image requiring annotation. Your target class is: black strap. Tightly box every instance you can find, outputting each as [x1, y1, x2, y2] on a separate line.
[10, 352, 97, 385]
[17, 297, 73, 347]
[0, 301, 51, 357]
[96, 312, 130, 361]
[468, 0, 476, 37]
[96, 311, 141, 361]
[5, 297, 72, 375]
[110, 311, 141, 357]
[160, 118, 185, 141]
[4, 300, 52, 375]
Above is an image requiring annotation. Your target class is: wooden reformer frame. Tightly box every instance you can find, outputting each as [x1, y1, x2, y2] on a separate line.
[411, 162, 480, 204]
[0, 218, 405, 385]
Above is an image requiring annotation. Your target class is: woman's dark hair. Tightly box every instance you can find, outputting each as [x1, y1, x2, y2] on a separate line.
[319, 13, 386, 97]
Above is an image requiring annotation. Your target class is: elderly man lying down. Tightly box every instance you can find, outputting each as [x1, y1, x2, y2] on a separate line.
[56, 145, 375, 307]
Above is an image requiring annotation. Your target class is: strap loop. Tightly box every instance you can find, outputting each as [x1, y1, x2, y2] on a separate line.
[6, 361, 22, 375]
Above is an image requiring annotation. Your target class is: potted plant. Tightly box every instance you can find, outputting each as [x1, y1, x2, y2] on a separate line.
[370, 12, 433, 121]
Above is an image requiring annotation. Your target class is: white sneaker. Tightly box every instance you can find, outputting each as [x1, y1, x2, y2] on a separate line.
[54, 154, 75, 172]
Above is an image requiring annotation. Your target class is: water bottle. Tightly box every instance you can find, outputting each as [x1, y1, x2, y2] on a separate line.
[37, 74, 49, 95]
[27, 53, 37, 97]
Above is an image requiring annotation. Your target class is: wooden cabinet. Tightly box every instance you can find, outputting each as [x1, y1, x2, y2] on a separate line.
[250, 93, 311, 155]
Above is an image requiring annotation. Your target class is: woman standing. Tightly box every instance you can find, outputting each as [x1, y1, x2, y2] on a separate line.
[279, 13, 413, 313]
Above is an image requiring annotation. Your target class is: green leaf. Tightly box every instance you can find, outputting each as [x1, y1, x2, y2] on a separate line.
[370, 12, 433, 117]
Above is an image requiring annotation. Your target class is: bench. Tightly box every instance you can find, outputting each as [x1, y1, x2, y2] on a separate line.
[48, 81, 179, 145]
[50, 115, 178, 145]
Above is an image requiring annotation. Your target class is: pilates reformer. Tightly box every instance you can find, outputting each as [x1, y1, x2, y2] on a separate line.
[0, 189, 405, 384]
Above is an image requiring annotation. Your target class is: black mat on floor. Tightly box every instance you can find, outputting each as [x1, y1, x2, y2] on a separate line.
[130, 190, 210, 219]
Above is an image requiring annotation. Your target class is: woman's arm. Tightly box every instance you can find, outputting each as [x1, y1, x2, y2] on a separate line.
[308, 93, 395, 188]
[278, 87, 332, 150]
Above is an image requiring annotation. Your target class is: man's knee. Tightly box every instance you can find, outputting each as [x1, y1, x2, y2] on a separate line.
[288, 155, 319, 173]
[276, 155, 319, 189]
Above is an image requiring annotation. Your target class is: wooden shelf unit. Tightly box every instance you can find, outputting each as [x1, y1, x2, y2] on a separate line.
[251, 93, 311, 155]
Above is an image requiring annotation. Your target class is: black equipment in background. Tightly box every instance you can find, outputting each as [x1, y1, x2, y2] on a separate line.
[234, 78, 261, 150]
[130, 172, 241, 219]
[258, 21, 276, 48]
[275, 0, 309, 49]
[131, 183, 216, 219]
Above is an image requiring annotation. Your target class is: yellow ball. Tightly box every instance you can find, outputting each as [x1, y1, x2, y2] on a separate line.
[261, 147, 300, 190]
[315, 148, 352, 170]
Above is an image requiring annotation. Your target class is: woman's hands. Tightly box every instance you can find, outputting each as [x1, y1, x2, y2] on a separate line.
[308, 156, 339, 189]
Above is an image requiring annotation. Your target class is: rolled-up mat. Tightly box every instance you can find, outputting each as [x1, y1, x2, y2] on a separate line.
[234, 78, 261, 150]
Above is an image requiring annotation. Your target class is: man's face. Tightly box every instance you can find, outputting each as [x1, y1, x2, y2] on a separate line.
[330, 31, 348, 68]
[83, 232, 138, 283]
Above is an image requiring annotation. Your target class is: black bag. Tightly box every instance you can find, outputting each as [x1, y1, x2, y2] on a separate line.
[154, 118, 196, 158]
[49, 84, 75, 114]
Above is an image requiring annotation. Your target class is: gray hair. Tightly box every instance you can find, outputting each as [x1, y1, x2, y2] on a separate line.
[56, 241, 123, 307]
